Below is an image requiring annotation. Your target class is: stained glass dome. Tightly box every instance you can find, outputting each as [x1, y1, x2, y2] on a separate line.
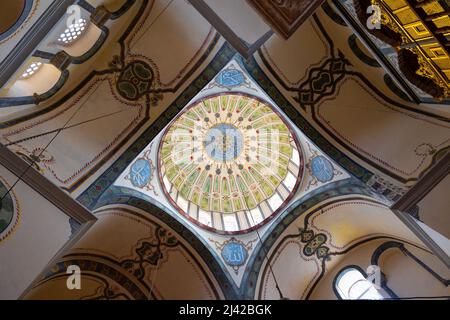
[158, 94, 303, 233]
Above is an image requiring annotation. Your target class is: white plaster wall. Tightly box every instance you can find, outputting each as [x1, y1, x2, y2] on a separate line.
[0, 164, 71, 300]
[417, 175, 450, 239]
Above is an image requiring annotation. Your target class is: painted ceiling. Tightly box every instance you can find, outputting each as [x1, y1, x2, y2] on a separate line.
[0, 0, 447, 240]
[159, 93, 302, 233]
[0, 0, 447, 225]
[0, 0, 449, 300]
[0, 0, 447, 199]
[112, 57, 351, 287]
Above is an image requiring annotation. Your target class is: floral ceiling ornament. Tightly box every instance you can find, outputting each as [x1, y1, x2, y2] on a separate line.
[113, 58, 163, 106]
[116, 60, 153, 101]
[15, 147, 55, 174]
[298, 227, 330, 260]
[295, 53, 350, 109]
[120, 226, 178, 280]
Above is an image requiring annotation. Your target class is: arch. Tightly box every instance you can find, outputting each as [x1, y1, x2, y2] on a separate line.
[23, 205, 228, 300]
[64, 24, 107, 62]
[333, 265, 383, 300]
[255, 195, 429, 300]
[5, 62, 62, 97]
[93, 186, 240, 299]
[371, 241, 450, 297]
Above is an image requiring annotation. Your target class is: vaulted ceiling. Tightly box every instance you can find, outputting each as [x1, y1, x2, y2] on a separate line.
[0, 0, 449, 300]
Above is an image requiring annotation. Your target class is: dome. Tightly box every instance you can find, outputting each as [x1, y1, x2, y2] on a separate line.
[0, 1, 26, 37]
[158, 94, 303, 233]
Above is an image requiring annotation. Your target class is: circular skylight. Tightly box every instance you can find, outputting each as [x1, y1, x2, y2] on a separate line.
[159, 94, 303, 234]
[57, 19, 88, 45]
[21, 62, 43, 79]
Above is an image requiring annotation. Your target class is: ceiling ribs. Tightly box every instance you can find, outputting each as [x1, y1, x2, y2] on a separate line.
[187, 0, 274, 60]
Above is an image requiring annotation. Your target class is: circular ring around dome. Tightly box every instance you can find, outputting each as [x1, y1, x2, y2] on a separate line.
[158, 93, 304, 234]
[0, 0, 34, 42]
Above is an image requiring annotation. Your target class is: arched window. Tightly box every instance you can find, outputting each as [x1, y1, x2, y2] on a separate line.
[21, 61, 43, 79]
[334, 266, 383, 300]
[57, 18, 88, 45]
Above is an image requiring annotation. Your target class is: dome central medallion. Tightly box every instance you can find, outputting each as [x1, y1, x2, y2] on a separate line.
[203, 123, 244, 162]
[159, 94, 303, 234]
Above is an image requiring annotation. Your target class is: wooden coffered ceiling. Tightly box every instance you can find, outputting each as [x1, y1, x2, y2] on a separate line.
[246, 0, 326, 39]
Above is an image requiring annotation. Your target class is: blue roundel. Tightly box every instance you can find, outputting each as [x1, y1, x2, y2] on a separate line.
[203, 124, 244, 162]
[311, 156, 334, 183]
[221, 242, 248, 267]
[130, 159, 151, 188]
[216, 69, 245, 88]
